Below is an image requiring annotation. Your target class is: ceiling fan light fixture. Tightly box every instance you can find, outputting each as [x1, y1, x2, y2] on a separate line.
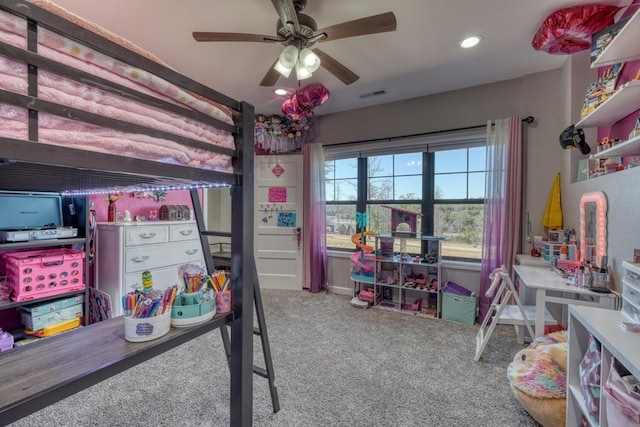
[299, 48, 320, 72]
[274, 45, 299, 77]
[274, 88, 288, 95]
[280, 45, 299, 65]
[274, 60, 294, 78]
[295, 60, 313, 80]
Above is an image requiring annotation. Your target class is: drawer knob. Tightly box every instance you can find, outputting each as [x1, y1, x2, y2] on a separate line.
[131, 255, 150, 263]
[179, 229, 193, 236]
[186, 249, 198, 255]
[139, 232, 156, 239]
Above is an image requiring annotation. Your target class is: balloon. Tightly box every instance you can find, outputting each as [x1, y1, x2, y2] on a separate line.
[282, 83, 330, 120]
[532, 5, 620, 55]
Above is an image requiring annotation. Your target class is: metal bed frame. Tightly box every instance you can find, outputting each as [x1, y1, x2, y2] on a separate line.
[0, 1, 256, 425]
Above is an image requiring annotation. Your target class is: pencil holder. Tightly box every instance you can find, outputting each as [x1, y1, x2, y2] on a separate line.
[215, 290, 231, 314]
[124, 309, 171, 342]
[171, 291, 216, 328]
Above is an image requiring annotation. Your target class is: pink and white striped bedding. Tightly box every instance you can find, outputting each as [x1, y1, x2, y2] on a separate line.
[0, 2, 236, 173]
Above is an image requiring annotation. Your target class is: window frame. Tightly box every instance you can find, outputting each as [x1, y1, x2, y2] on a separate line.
[324, 129, 486, 262]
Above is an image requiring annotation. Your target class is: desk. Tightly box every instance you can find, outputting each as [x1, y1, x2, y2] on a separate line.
[513, 264, 620, 337]
[0, 312, 233, 425]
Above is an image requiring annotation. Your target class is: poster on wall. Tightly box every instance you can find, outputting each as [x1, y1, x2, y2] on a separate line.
[277, 211, 296, 227]
[268, 187, 287, 203]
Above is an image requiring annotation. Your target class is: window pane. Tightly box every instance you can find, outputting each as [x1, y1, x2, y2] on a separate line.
[468, 146, 486, 171]
[324, 161, 334, 180]
[434, 203, 484, 260]
[368, 155, 393, 177]
[334, 158, 358, 179]
[468, 172, 485, 198]
[435, 173, 467, 199]
[335, 179, 357, 201]
[368, 177, 393, 200]
[325, 180, 335, 201]
[394, 153, 423, 175]
[434, 148, 467, 173]
[326, 204, 356, 249]
[395, 176, 421, 199]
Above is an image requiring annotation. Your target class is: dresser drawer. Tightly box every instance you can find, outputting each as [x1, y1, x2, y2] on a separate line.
[125, 226, 169, 246]
[125, 265, 185, 293]
[124, 241, 203, 274]
[169, 223, 199, 242]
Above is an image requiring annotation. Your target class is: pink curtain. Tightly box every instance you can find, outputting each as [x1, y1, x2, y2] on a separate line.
[302, 142, 328, 293]
[479, 116, 522, 321]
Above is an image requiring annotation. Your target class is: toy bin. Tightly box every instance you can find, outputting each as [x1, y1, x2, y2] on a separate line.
[442, 282, 477, 325]
[3, 248, 85, 302]
[124, 309, 171, 342]
[171, 291, 216, 328]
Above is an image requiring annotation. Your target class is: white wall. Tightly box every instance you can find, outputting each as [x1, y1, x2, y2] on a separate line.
[319, 49, 639, 294]
[318, 66, 565, 293]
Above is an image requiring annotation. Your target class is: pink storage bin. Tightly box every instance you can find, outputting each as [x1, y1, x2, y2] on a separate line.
[3, 248, 85, 302]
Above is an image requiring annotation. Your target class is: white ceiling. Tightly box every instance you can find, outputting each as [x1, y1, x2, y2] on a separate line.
[50, 0, 621, 117]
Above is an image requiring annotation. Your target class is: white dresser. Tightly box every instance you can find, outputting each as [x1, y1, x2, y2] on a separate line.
[95, 221, 204, 317]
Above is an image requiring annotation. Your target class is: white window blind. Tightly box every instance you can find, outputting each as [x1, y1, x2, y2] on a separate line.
[324, 127, 486, 160]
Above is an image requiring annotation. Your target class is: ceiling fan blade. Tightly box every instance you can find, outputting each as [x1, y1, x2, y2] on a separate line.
[193, 32, 279, 43]
[314, 49, 359, 85]
[317, 12, 397, 43]
[260, 58, 281, 87]
[271, 0, 300, 32]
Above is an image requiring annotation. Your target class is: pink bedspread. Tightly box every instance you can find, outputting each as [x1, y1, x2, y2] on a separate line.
[0, 3, 236, 173]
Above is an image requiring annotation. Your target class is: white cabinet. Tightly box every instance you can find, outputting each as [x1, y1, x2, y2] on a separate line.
[372, 234, 445, 318]
[95, 221, 204, 317]
[621, 260, 640, 322]
[567, 305, 640, 426]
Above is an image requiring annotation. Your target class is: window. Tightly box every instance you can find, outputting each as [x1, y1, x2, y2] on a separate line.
[324, 129, 486, 261]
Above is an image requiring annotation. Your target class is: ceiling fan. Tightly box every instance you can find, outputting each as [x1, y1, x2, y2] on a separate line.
[193, 0, 397, 86]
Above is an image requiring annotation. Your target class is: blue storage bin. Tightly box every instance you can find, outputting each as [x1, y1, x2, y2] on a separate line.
[442, 291, 477, 325]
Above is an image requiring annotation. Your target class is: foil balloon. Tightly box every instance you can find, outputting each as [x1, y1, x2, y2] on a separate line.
[282, 83, 330, 120]
[532, 4, 620, 55]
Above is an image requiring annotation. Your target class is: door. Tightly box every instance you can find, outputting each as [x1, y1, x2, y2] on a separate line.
[254, 154, 304, 290]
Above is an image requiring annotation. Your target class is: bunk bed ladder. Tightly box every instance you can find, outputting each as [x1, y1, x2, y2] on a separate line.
[189, 189, 280, 414]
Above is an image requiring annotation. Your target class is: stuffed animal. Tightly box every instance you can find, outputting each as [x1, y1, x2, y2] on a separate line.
[507, 331, 568, 427]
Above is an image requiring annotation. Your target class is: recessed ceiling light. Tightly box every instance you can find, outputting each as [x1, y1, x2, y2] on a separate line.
[460, 35, 483, 48]
[274, 88, 288, 95]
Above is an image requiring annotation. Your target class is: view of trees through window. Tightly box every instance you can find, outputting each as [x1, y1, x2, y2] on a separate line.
[325, 146, 486, 261]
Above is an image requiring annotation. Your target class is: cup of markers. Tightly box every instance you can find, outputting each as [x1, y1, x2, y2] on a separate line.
[123, 286, 177, 342]
[208, 270, 231, 314]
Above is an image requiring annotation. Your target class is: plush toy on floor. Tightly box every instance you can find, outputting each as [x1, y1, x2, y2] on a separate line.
[507, 330, 568, 427]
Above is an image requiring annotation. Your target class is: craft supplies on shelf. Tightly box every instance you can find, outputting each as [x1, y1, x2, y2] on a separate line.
[171, 290, 216, 327]
[124, 309, 171, 342]
[2, 248, 85, 302]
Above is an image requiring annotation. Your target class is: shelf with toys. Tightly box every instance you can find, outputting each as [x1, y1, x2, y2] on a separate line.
[348, 208, 447, 317]
[373, 234, 446, 318]
[590, 6, 640, 68]
[576, 79, 640, 128]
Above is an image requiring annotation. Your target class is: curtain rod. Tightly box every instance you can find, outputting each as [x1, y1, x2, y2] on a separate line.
[325, 116, 535, 148]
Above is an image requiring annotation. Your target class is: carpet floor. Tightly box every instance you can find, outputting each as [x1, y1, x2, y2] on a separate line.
[8, 289, 540, 426]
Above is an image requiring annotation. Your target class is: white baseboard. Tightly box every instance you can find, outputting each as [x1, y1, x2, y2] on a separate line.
[329, 285, 352, 296]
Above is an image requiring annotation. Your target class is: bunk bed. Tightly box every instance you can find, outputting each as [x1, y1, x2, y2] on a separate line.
[0, 0, 255, 425]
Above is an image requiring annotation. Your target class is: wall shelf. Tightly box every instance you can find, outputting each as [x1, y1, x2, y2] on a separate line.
[593, 134, 640, 158]
[591, 8, 640, 68]
[576, 80, 640, 128]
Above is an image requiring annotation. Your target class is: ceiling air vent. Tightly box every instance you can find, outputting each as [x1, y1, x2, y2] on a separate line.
[359, 89, 387, 99]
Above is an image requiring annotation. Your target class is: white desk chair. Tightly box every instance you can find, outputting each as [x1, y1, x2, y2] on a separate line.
[474, 266, 556, 362]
